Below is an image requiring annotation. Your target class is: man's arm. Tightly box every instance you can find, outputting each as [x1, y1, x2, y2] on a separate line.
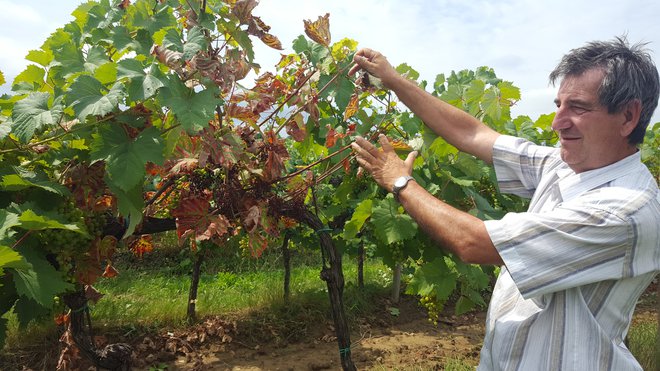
[397, 179, 503, 265]
[351, 135, 503, 265]
[350, 49, 501, 163]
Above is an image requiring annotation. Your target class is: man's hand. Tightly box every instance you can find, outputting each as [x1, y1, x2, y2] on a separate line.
[348, 48, 400, 90]
[351, 134, 417, 192]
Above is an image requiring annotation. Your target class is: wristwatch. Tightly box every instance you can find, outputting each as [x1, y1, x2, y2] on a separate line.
[392, 175, 415, 201]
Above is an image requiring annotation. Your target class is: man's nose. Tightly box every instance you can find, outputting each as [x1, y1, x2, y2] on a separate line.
[551, 107, 571, 131]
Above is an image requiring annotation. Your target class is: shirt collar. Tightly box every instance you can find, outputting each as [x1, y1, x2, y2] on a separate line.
[556, 151, 643, 202]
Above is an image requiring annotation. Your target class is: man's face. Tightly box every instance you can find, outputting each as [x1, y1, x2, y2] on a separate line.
[551, 69, 634, 173]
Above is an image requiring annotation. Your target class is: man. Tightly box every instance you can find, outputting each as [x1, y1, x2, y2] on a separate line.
[350, 37, 659, 370]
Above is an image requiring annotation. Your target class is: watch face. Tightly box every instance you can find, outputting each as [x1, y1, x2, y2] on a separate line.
[395, 177, 407, 187]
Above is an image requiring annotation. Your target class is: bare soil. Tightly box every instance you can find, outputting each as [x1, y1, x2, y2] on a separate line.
[127, 281, 656, 371]
[130, 295, 486, 371]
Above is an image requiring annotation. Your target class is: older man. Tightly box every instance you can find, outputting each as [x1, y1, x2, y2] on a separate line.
[350, 37, 659, 370]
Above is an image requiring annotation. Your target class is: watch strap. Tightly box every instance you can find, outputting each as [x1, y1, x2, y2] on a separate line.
[392, 175, 414, 201]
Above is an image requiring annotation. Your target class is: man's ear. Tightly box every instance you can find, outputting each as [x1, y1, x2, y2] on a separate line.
[620, 99, 642, 137]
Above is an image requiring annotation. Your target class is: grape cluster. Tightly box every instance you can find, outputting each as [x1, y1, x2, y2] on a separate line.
[419, 295, 441, 326]
[390, 241, 405, 263]
[189, 167, 221, 195]
[476, 176, 500, 209]
[38, 200, 105, 273]
[238, 235, 252, 258]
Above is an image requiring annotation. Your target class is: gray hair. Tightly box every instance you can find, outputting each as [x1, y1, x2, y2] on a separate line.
[549, 36, 660, 145]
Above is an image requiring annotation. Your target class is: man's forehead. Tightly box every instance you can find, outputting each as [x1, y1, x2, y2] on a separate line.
[557, 69, 604, 97]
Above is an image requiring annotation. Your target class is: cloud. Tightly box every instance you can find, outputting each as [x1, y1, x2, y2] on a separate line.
[2, 0, 659, 123]
[0, 0, 42, 23]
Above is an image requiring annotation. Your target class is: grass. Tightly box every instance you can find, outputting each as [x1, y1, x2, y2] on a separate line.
[368, 358, 476, 370]
[89, 253, 393, 329]
[2, 244, 395, 346]
[628, 316, 658, 371]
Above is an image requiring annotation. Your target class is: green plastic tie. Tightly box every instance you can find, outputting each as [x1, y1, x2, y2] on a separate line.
[315, 227, 333, 234]
[71, 304, 89, 313]
[339, 346, 351, 356]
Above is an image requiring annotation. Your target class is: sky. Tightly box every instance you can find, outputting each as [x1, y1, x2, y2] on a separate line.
[1, 0, 660, 123]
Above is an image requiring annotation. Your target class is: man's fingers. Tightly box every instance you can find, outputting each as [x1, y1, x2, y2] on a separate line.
[378, 134, 394, 153]
[351, 140, 376, 165]
[354, 156, 371, 172]
[348, 63, 361, 76]
[353, 136, 381, 157]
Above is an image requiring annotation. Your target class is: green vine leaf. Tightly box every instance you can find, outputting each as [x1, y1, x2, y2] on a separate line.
[0, 245, 29, 273]
[90, 126, 164, 192]
[370, 198, 417, 244]
[158, 76, 218, 132]
[482, 87, 502, 121]
[406, 258, 457, 301]
[14, 296, 50, 329]
[67, 75, 125, 120]
[318, 73, 354, 112]
[118, 60, 165, 101]
[0, 211, 20, 241]
[0, 170, 68, 195]
[10, 65, 45, 94]
[17, 210, 83, 233]
[25, 49, 53, 67]
[127, 0, 176, 36]
[107, 181, 143, 238]
[84, 45, 111, 74]
[183, 26, 208, 60]
[11, 92, 63, 143]
[499, 81, 521, 101]
[12, 246, 72, 308]
[343, 199, 372, 240]
[47, 28, 86, 79]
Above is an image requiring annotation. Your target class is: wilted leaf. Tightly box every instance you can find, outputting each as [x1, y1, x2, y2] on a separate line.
[343, 93, 359, 121]
[259, 33, 283, 50]
[102, 263, 119, 278]
[286, 113, 306, 142]
[304, 13, 331, 46]
[171, 196, 230, 248]
[231, 0, 258, 23]
[325, 125, 338, 148]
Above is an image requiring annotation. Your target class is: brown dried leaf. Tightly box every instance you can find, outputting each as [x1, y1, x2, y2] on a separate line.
[343, 93, 359, 121]
[231, 0, 258, 24]
[304, 13, 331, 46]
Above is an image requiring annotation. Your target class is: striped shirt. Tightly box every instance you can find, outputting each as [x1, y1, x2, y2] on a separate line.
[479, 135, 660, 371]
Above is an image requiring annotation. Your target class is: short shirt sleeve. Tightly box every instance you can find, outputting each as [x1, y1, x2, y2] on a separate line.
[491, 135, 560, 198]
[484, 203, 632, 299]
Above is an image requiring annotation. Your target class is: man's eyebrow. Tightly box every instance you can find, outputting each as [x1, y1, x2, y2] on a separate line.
[554, 97, 595, 107]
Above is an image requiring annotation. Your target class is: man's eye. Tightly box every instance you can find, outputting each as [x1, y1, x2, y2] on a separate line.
[573, 106, 588, 114]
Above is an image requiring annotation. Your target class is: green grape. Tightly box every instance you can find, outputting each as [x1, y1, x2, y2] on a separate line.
[419, 295, 441, 326]
[391, 241, 405, 263]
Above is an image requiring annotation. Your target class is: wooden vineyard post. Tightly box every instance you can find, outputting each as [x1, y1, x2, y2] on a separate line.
[391, 263, 402, 303]
[187, 252, 205, 323]
[282, 232, 292, 301]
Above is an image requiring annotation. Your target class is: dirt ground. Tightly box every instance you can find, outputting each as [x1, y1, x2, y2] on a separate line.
[7, 283, 654, 370]
[131, 295, 486, 371]
[128, 282, 656, 371]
